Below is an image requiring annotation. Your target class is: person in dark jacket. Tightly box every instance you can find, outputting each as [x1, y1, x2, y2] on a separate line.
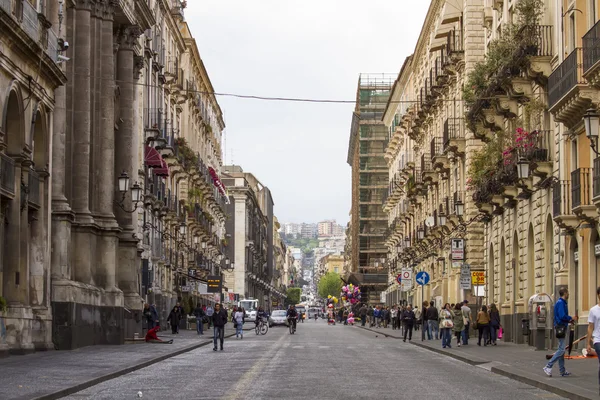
[426, 301, 439, 340]
[167, 306, 181, 334]
[194, 303, 205, 335]
[422, 301, 431, 341]
[143, 303, 158, 329]
[401, 305, 416, 342]
[488, 303, 501, 345]
[359, 304, 368, 327]
[212, 303, 228, 351]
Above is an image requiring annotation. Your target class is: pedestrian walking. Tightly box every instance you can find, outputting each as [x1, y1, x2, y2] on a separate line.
[586, 286, 600, 395]
[426, 301, 439, 340]
[440, 303, 454, 349]
[414, 306, 421, 331]
[167, 306, 181, 334]
[373, 305, 381, 328]
[461, 300, 472, 345]
[367, 306, 374, 327]
[382, 307, 389, 328]
[212, 303, 228, 351]
[421, 301, 430, 341]
[234, 307, 244, 339]
[143, 303, 158, 329]
[194, 303, 205, 335]
[206, 304, 214, 329]
[476, 305, 491, 346]
[489, 304, 501, 345]
[401, 305, 416, 342]
[452, 303, 465, 347]
[359, 304, 368, 327]
[390, 306, 398, 330]
[544, 288, 577, 377]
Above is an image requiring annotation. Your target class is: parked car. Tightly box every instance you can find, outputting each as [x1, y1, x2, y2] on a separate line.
[268, 310, 289, 327]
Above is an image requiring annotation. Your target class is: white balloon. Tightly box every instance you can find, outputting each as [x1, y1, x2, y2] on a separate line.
[137, 391, 143, 398]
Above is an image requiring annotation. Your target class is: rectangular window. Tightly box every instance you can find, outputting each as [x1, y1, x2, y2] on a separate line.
[570, 14, 576, 52]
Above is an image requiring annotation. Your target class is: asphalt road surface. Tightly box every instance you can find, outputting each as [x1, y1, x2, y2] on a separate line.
[65, 320, 565, 400]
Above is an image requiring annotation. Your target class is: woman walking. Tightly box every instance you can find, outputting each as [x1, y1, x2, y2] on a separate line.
[489, 304, 501, 345]
[440, 303, 454, 349]
[452, 303, 465, 347]
[234, 307, 245, 339]
[476, 305, 491, 346]
[167, 306, 181, 334]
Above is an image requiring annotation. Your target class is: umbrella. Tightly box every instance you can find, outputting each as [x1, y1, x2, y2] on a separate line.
[567, 321, 575, 356]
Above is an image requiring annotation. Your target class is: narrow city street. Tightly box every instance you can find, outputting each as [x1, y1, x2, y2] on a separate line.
[65, 322, 564, 400]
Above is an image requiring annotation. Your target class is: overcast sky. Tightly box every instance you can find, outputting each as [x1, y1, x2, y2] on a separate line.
[186, 1, 429, 226]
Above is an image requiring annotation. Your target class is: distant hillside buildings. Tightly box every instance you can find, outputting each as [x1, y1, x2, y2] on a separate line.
[281, 220, 345, 239]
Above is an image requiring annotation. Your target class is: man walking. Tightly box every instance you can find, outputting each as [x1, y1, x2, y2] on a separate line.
[421, 301, 430, 341]
[461, 300, 472, 345]
[194, 303, 205, 335]
[426, 301, 439, 340]
[359, 304, 368, 327]
[544, 288, 577, 377]
[206, 304, 214, 329]
[586, 287, 600, 394]
[401, 305, 416, 342]
[212, 303, 228, 351]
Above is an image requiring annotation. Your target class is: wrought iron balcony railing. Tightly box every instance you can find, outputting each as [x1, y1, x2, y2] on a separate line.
[583, 20, 600, 73]
[548, 48, 585, 109]
[571, 168, 591, 209]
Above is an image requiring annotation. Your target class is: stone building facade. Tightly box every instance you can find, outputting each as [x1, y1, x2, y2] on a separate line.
[0, 0, 228, 354]
[382, 0, 600, 350]
[221, 166, 284, 309]
[0, 0, 67, 354]
[383, 0, 485, 309]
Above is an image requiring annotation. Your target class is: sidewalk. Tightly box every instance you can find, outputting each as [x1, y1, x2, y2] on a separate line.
[0, 327, 237, 400]
[358, 325, 599, 400]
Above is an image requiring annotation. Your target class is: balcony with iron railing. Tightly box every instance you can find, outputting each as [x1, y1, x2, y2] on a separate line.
[583, 19, 600, 78]
[570, 167, 596, 222]
[552, 180, 578, 229]
[443, 117, 465, 154]
[594, 157, 600, 201]
[0, 153, 15, 198]
[548, 48, 591, 123]
[446, 28, 464, 58]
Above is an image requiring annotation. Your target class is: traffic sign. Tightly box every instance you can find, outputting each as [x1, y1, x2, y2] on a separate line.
[396, 274, 402, 284]
[401, 269, 412, 291]
[415, 271, 430, 286]
[460, 263, 471, 290]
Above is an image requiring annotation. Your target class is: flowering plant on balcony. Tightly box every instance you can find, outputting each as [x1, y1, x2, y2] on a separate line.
[174, 137, 199, 171]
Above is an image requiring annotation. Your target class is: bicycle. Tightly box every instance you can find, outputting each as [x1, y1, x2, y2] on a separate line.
[288, 317, 297, 334]
[255, 317, 268, 335]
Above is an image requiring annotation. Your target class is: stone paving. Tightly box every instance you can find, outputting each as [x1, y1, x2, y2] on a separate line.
[62, 321, 563, 400]
[0, 327, 237, 400]
[358, 324, 600, 400]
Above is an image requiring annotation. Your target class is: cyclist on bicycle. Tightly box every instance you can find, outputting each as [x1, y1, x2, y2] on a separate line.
[287, 305, 298, 331]
[255, 307, 267, 327]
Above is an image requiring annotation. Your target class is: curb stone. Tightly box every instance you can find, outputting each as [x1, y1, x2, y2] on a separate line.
[31, 333, 235, 400]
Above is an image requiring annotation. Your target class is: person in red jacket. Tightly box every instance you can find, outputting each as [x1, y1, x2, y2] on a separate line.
[145, 326, 173, 344]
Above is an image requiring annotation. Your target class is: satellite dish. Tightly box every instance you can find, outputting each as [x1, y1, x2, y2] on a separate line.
[425, 216, 435, 227]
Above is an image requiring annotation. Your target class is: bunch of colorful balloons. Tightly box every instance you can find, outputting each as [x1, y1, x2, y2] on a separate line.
[347, 312, 355, 325]
[326, 295, 338, 305]
[341, 284, 361, 305]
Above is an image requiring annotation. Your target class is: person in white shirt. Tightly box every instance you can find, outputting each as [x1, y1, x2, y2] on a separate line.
[586, 286, 600, 395]
[234, 308, 245, 339]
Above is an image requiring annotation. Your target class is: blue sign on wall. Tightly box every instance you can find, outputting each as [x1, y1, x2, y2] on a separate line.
[415, 271, 430, 286]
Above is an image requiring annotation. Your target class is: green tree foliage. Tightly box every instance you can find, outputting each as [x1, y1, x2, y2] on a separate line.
[318, 272, 342, 299]
[286, 287, 302, 305]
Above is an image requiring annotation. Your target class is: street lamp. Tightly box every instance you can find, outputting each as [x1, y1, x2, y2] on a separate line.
[584, 108, 600, 155]
[517, 157, 530, 179]
[417, 226, 425, 240]
[438, 211, 447, 226]
[202, 241, 207, 249]
[116, 171, 143, 213]
[454, 199, 464, 217]
[404, 235, 411, 248]
[179, 222, 187, 236]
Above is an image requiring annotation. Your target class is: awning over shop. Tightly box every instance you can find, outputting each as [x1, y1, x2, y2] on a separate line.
[145, 145, 163, 168]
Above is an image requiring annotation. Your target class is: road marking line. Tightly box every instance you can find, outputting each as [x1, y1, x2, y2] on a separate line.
[222, 332, 286, 400]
